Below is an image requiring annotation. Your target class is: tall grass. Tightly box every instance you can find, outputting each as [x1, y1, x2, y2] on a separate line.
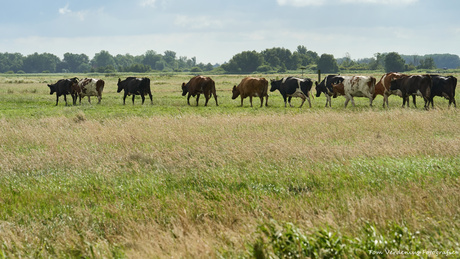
[0, 73, 459, 257]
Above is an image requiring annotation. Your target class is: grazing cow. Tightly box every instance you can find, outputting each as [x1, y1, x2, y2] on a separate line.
[270, 77, 313, 108]
[374, 72, 408, 108]
[315, 75, 344, 107]
[47, 77, 79, 106]
[117, 77, 152, 105]
[76, 78, 105, 104]
[232, 77, 269, 107]
[429, 75, 457, 108]
[181, 76, 218, 106]
[331, 76, 376, 108]
[390, 75, 432, 109]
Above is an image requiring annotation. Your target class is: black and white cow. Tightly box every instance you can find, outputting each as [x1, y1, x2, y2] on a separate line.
[315, 75, 344, 107]
[390, 75, 432, 109]
[47, 77, 79, 106]
[270, 77, 313, 108]
[117, 77, 153, 105]
[429, 75, 457, 108]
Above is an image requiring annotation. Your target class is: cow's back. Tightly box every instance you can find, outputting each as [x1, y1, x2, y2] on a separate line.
[239, 77, 268, 97]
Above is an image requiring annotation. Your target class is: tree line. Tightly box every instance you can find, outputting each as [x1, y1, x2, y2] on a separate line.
[1, 47, 459, 74]
[0, 50, 215, 74]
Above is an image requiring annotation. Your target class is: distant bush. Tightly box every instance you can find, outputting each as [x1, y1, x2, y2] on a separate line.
[190, 67, 202, 73]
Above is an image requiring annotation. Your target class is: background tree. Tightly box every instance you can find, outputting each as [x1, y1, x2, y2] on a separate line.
[62, 53, 90, 73]
[222, 51, 263, 73]
[417, 57, 436, 69]
[384, 52, 406, 72]
[0, 52, 23, 73]
[142, 50, 162, 70]
[91, 50, 116, 71]
[22, 52, 60, 73]
[317, 54, 339, 73]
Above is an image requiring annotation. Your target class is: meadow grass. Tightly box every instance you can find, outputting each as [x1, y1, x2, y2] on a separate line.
[0, 73, 459, 258]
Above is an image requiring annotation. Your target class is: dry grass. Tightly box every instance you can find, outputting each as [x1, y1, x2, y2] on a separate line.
[0, 73, 459, 257]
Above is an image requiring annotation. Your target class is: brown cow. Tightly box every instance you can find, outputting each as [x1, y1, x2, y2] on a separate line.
[232, 77, 269, 107]
[181, 76, 218, 106]
[75, 78, 105, 104]
[374, 72, 408, 108]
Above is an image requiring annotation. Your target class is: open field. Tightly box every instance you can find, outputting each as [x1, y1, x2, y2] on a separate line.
[1, 73, 459, 258]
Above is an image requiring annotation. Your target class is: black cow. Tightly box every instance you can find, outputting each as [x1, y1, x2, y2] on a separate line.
[315, 75, 344, 107]
[117, 77, 153, 105]
[47, 77, 79, 106]
[270, 77, 313, 108]
[390, 75, 432, 109]
[429, 75, 457, 108]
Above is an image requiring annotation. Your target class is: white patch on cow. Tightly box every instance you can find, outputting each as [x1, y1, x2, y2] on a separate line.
[282, 77, 288, 84]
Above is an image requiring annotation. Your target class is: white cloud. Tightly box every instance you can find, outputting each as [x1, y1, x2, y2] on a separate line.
[277, 0, 418, 6]
[59, 4, 71, 15]
[174, 15, 223, 29]
[340, 0, 418, 4]
[277, 0, 326, 6]
[140, 0, 157, 7]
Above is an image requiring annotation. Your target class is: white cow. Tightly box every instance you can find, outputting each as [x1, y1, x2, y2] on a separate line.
[76, 78, 105, 104]
[331, 76, 376, 108]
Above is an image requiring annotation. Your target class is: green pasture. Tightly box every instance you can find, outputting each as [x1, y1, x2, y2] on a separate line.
[0, 73, 459, 258]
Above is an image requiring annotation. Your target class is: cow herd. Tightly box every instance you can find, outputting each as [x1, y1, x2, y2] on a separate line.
[46, 73, 457, 109]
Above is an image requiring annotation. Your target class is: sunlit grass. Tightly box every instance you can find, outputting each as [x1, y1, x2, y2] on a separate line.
[0, 73, 459, 257]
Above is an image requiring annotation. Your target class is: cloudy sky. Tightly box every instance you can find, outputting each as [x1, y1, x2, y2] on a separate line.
[1, 0, 459, 64]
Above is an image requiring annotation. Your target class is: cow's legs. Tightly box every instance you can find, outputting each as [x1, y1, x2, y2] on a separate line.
[148, 93, 153, 105]
[288, 96, 294, 107]
[283, 96, 288, 107]
[265, 95, 268, 107]
[344, 97, 350, 108]
[97, 95, 102, 104]
[196, 94, 200, 106]
[240, 96, 244, 107]
[298, 97, 306, 108]
[187, 93, 192, 105]
[63, 94, 68, 106]
[259, 96, 263, 107]
[249, 96, 253, 107]
[369, 96, 373, 107]
[132, 95, 136, 105]
[88, 96, 91, 104]
[123, 94, 127, 105]
[141, 94, 146, 105]
[204, 95, 210, 106]
[326, 94, 331, 107]
[306, 95, 311, 108]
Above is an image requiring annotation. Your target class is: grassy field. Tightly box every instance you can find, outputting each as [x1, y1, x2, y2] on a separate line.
[0, 72, 459, 258]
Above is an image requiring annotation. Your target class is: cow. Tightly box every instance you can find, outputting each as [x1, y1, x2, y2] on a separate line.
[75, 78, 105, 104]
[117, 77, 153, 105]
[374, 72, 409, 108]
[47, 77, 79, 106]
[331, 76, 376, 108]
[429, 75, 457, 108]
[390, 75, 432, 109]
[315, 75, 344, 107]
[232, 77, 269, 107]
[181, 76, 218, 106]
[270, 77, 313, 108]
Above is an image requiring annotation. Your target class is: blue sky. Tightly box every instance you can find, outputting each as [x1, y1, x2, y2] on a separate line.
[1, 0, 459, 64]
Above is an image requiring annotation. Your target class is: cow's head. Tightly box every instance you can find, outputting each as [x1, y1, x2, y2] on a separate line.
[231, 85, 240, 99]
[390, 78, 401, 91]
[47, 84, 56, 95]
[117, 78, 123, 93]
[181, 82, 188, 96]
[270, 79, 280, 92]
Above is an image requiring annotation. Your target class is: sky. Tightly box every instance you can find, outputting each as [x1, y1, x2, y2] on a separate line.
[1, 0, 459, 64]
